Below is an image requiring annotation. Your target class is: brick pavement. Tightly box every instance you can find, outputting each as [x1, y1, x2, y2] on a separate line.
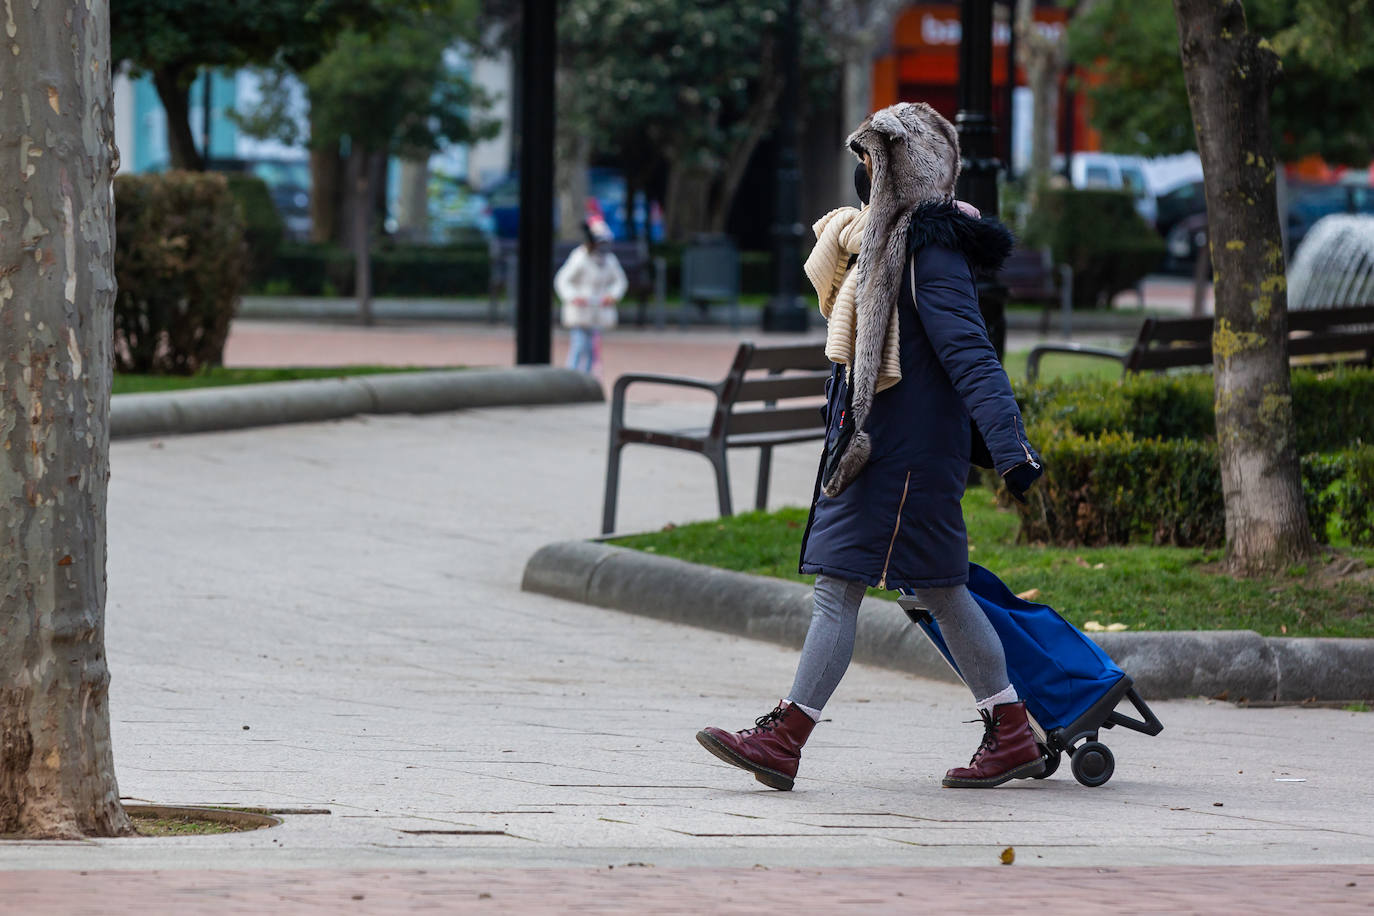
[0, 865, 1368, 914]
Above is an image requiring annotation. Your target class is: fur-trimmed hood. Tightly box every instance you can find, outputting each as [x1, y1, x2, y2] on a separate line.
[906, 200, 1014, 274]
[821, 103, 1013, 499]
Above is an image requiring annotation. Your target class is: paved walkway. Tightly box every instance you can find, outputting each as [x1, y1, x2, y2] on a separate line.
[0, 864, 1368, 913]
[2, 402, 1371, 906]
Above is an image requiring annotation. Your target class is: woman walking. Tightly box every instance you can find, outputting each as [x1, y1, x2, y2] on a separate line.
[696, 102, 1044, 790]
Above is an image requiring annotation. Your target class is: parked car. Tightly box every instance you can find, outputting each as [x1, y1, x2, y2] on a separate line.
[1163, 178, 1374, 271]
[486, 167, 664, 241]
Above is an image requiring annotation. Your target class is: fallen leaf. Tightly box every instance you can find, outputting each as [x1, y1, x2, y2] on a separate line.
[58, 555, 72, 567]
[1106, 622, 1129, 632]
[1075, 555, 1090, 568]
[1016, 588, 1041, 601]
[1093, 562, 1106, 570]
[1280, 624, 1287, 634]
[1000, 846, 1015, 865]
[1083, 620, 1105, 632]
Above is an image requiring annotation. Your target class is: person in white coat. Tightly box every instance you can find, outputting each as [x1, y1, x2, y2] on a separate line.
[555, 219, 626, 376]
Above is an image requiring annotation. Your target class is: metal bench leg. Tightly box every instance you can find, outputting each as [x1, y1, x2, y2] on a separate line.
[755, 445, 773, 511]
[708, 449, 733, 518]
[602, 440, 624, 535]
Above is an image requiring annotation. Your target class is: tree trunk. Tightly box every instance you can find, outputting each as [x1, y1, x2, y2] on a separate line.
[0, 0, 132, 840]
[707, 76, 784, 234]
[664, 162, 711, 242]
[310, 144, 345, 245]
[396, 158, 430, 243]
[555, 123, 590, 242]
[348, 149, 374, 325]
[838, 56, 872, 202]
[1017, 0, 1063, 205]
[152, 66, 204, 171]
[1173, 0, 1316, 575]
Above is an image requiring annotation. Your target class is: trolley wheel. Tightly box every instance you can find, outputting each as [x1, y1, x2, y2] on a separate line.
[1033, 745, 1061, 780]
[1070, 741, 1115, 787]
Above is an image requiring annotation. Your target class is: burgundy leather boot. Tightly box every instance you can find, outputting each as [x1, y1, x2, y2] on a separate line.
[696, 702, 817, 791]
[942, 701, 1046, 788]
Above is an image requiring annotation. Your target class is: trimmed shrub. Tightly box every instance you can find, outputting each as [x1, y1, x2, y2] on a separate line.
[223, 174, 285, 284]
[258, 242, 489, 297]
[1015, 430, 1225, 547]
[1018, 367, 1374, 454]
[1022, 188, 1166, 308]
[113, 172, 248, 374]
[1012, 427, 1363, 548]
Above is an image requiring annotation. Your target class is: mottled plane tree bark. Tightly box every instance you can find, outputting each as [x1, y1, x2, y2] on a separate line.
[1, 0, 131, 837]
[1173, 0, 1316, 575]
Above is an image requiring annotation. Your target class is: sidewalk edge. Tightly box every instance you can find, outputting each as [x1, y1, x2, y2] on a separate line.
[111, 368, 604, 440]
[521, 540, 1374, 702]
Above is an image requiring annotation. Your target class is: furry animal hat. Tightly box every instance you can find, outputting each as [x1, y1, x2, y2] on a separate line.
[823, 102, 962, 498]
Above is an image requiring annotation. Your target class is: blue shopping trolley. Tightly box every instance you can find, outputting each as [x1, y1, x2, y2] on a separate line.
[898, 563, 1163, 787]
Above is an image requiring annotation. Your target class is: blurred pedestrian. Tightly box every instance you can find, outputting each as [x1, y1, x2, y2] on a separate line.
[696, 102, 1044, 791]
[555, 217, 625, 377]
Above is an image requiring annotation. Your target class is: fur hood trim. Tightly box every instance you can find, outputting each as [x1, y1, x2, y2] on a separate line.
[906, 200, 1015, 273]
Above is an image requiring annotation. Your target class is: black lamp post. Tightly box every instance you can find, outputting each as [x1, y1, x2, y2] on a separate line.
[956, 0, 1007, 357]
[761, 0, 808, 333]
[516, 0, 555, 365]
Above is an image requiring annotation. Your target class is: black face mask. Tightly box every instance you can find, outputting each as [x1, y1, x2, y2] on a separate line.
[854, 160, 871, 206]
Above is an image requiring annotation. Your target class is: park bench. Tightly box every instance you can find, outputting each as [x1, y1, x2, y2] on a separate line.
[1001, 246, 1074, 336]
[1025, 304, 1374, 382]
[601, 341, 831, 535]
[488, 237, 667, 325]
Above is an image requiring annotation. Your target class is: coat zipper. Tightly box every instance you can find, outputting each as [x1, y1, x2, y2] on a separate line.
[878, 471, 912, 591]
[1012, 417, 1040, 470]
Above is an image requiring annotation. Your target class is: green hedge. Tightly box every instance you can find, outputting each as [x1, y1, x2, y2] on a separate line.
[1022, 188, 1166, 308]
[113, 172, 247, 374]
[1011, 368, 1374, 547]
[1019, 368, 1374, 454]
[224, 174, 284, 284]
[260, 243, 490, 297]
[1013, 430, 1372, 548]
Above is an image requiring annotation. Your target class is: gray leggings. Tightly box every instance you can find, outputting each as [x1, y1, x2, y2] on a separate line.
[787, 574, 1011, 711]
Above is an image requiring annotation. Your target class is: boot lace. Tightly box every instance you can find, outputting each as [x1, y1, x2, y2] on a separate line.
[743, 704, 787, 736]
[964, 708, 1000, 766]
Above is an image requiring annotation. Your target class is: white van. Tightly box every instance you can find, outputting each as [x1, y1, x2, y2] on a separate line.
[1067, 152, 1155, 226]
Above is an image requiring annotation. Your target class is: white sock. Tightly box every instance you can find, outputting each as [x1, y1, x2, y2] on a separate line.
[974, 683, 1019, 712]
[784, 698, 822, 722]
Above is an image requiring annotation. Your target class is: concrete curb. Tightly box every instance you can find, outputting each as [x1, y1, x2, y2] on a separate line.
[111, 367, 603, 440]
[522, 540, 1374, 702]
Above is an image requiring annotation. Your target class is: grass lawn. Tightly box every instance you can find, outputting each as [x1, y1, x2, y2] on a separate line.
[1001, 348, 1124, 384]
[610, 487, 1374, 638]
[113, 365, 440, 395]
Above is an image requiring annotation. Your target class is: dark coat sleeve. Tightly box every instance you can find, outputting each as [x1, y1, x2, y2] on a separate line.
[911, 243, 1040, 475]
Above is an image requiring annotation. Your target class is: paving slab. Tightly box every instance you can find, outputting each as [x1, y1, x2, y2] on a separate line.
[2, 403, 1370, 901]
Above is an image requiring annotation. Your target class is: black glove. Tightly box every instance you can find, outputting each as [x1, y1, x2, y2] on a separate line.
[1002, 460, 1043, 504]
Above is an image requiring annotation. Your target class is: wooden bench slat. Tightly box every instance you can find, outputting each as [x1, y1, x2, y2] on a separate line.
[728, 428, 828, 448]
[1128, 345, 1213, 371]
[1288, 333, 1374, 357]
[728, 405, 827, 436]
[1290, 306, 1374, 329]
[744, 344, 831, 372]
[735, 373, 829, 403]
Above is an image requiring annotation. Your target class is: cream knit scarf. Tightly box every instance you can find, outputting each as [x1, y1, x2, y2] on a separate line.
[803, 205, 901, 393]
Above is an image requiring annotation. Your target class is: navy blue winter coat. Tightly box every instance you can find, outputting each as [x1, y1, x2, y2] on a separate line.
[799, 203, 1039, 590]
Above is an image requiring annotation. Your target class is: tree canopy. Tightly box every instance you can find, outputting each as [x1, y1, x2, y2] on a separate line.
[110, 0, 405, 167]
[1069, 0, 1374, 165]
[304, 1, 497, 158]
[557, 0, 840, 238]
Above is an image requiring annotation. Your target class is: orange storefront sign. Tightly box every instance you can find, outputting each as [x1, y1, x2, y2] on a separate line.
[874, 3, 1068, 109]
